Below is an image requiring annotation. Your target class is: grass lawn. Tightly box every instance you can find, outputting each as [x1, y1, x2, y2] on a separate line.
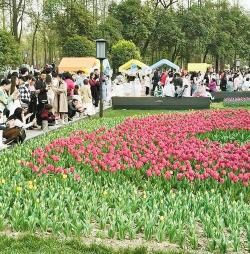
[0, 235, 185, 254]
[99, 102, 249, 119]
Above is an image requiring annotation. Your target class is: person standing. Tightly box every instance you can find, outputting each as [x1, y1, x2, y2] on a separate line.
[242, 78, 250, 91]
[163, 78, 175, 97]
[182, 75, 191, 97]
[75, 70, 86, 87]
[173, 73, 183, 97]
[106, 76, 112, 104]
[18, 76, 31, 104]
[233, 74, 240, 91]
[80, 79, 94, 116]
[160, 69, 167, 86]
[220, 76, 227, 91]
[89, 72, 99, 108]
[226, 78, 234, 92]
[152, 69, 160, 95]
[46, 74, 55, 107]
[64, 72, 75, 101]
[27, 76, 37, 122]
[144, 74, 151, 96]
[53, 74, 68, 124]
[35, 73, 48, 125]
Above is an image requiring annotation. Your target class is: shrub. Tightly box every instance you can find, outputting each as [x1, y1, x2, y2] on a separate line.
[111, 39, 141, 72]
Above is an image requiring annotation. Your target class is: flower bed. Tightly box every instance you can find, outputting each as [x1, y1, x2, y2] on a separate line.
[0, 110, 249, 252]
[223, 97, 250, 107]
[23, 109, 250, 187]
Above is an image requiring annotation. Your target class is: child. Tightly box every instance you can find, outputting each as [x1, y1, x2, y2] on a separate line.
[154, 82, 163, 97]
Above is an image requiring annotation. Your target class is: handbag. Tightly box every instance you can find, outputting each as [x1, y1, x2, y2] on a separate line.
[3, 127, 26, 144]
[3, 107, 10, 118]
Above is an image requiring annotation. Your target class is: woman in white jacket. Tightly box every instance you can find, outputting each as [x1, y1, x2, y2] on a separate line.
[7, 107, 36, 129]
[163, 77, 175, 97]
[182, 75, 191, 97]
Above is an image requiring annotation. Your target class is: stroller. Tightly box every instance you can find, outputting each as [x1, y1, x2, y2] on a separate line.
[176, 85, 188, 98]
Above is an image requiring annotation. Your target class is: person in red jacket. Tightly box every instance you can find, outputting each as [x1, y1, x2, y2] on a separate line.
[160, 69, 168, 86]
[40, 104, 55, 126]
[63, 72, 75, 100]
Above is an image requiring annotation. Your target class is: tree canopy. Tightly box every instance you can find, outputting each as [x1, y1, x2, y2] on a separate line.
[0, 30, 21, 69]
[111, 39, 141, 72]
[62, 36, 95, 57]
[0, 0, 249, 70]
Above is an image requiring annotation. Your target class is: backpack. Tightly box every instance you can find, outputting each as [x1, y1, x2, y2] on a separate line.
[3, 127, 26, 144]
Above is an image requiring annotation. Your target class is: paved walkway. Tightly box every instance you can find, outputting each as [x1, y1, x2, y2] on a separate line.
[0, 116, 87, 151]
[0, 106, 110, 151]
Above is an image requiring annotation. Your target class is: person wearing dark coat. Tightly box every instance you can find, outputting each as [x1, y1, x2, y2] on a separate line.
[89, 72, 100, 107]
[35, 73, 48, 125]
[220, 77, 227, 91]
[152, 69, 160, 95]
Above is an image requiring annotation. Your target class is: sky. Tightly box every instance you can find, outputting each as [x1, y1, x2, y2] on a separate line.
[239, 0, 250, 10]
[179, 0, 250, 11]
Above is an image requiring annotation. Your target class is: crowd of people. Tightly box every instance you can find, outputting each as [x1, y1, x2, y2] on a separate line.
[113, 69, 250, 98]
[0, 65, 111, 145]
[0, 63, 250, 145]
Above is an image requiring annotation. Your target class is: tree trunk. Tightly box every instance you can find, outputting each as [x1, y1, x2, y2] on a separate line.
[203, 48, 209, 63]
[18, 0, 25, 42]
[2, 0, 5, 29]
[11, 0, 25, 42]
[220, 58, 225, 71]
[35, 36, 38, 68]
[141, 1, 177, 57]
[31, 20, 39, 66]
[44, 34, 47, 66]
[215, 56, 219, 73]
[171, 45, 177, 62]
[48, 40, 53, 63]
[12, 0, 19, 41]
[151, 49, 154, 65]
[95, 0, 98, 24]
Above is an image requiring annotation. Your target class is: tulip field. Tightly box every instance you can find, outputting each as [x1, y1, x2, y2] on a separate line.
[0, 109, 249, 253]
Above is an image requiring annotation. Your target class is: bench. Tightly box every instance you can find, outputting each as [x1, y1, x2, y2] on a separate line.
[211, 91, 250, 102]
[112, 97, 210, 110]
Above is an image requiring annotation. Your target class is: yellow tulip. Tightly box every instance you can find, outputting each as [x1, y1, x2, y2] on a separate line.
[62, 174, 67, 180]
[16, 186, 22, 192]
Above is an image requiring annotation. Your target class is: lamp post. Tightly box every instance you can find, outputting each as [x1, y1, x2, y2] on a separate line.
[235, 59, 240, 71]
[96, 39, 107, 118]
